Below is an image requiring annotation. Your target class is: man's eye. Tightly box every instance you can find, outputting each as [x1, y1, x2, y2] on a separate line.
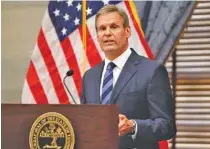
[99, 27, 106, 31]
[111, 25, 118, 29]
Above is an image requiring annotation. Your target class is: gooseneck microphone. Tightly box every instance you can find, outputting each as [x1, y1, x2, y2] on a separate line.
[66, 69, 74, 76]
[63, 69, 77, 104]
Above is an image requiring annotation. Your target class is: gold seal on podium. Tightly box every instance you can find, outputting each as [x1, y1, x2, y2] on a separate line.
[29, 112, 75, 149]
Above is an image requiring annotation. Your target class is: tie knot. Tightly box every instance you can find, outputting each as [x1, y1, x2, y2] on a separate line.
[107, 62, 116, 70]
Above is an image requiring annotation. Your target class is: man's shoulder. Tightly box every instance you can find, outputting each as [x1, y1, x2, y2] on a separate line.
[132, 54, 168, 78]
[136, 54, 162, 68]
[84, 62, 104, 76]
[130, 48, 162, 68]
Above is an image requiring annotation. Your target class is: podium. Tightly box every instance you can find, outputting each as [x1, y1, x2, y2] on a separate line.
[2, 104, 118, 149]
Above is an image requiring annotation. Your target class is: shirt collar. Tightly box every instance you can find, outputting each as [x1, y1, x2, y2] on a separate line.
[104, 47, 132, 70]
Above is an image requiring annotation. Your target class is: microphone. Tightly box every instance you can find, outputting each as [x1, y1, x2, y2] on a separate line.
[66, 69, 74, 76]
[63, 69, 77, 104]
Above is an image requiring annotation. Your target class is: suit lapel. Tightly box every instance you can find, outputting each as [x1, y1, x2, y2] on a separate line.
[109, 52, 142, 104]
[92, 62, 104, 104]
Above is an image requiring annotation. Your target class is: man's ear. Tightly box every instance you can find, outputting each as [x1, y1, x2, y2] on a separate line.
[97, 35, 100, 43]
[126, 26, 131, 38]
[96, 31, 102, 43]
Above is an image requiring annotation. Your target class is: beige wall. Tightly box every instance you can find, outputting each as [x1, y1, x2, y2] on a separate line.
[2, 1, 48, 103]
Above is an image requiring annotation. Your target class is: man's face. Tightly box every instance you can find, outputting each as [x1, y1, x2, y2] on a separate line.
[96, 12, 131, 60]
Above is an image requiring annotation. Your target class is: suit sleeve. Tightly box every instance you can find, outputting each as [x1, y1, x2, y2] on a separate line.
[134, 64, 176, 144]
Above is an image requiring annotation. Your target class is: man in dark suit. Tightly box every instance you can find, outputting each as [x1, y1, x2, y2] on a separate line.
[81, 4, 176, 149]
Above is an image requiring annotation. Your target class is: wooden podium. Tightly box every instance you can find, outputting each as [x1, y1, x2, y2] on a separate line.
[2, 104, 118, 149]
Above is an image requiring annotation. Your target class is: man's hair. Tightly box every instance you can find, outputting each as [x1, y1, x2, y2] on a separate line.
[95, 5, 129, 31]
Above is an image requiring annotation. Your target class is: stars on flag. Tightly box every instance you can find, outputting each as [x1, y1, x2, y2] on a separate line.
[50, 0, 120, 40]
[61, 27, 67, 35]
[76, 3, 82, 11]
[63, 13, 70, 21]
[66, 0, 73, 7]
[53, 9, 60, 17]
[74, 17, 80, 26]
[102, 0, 110, 5]
[86, 7, 92, 16]
[57, 0, 64, 3]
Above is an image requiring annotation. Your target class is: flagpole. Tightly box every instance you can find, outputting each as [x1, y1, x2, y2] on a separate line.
[128, 1, 144, 36]
[82, 0, 87, 75]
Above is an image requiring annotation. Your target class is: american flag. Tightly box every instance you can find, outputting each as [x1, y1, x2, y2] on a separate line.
[21, 0, 153, 104]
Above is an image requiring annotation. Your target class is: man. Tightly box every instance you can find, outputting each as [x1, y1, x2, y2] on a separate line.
[81, 4, 176, 149]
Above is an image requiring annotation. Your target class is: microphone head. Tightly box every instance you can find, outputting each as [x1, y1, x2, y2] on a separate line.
[66, 69, 74, 76]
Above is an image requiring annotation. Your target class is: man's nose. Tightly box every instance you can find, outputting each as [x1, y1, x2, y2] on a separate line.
[104, 28, 111, 36]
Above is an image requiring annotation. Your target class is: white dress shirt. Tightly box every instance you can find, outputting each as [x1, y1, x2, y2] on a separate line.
[100, 47, 132, 97]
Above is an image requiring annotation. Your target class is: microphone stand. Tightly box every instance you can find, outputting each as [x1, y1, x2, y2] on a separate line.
[63, 75, 77, 104]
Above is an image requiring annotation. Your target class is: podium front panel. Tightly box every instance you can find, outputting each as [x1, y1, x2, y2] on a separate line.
[2, 104, 118, 149]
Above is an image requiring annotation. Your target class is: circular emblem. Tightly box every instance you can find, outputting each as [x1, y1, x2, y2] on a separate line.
[29, 112, 75, 149]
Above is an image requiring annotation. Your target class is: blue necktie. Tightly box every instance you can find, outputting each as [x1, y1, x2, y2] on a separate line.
[102, 62, 116, 104]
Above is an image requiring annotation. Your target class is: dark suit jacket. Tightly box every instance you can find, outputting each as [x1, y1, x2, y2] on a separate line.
[81, 50, 176, 149]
